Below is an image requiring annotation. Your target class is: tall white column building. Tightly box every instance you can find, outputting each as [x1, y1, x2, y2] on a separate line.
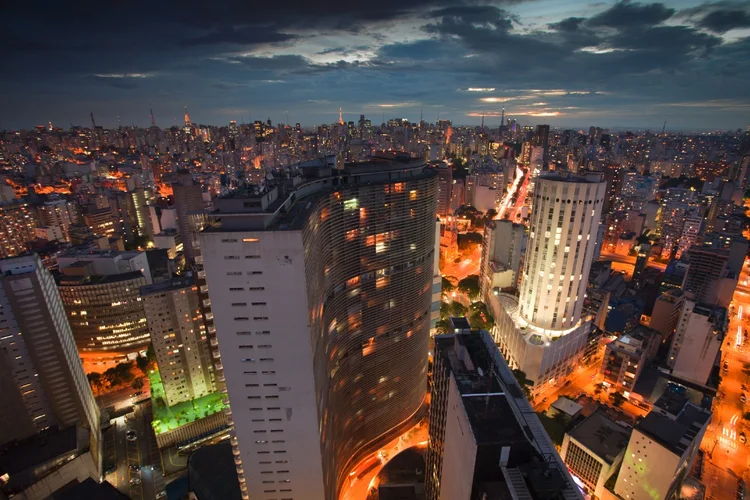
[489, 173, 606, 395]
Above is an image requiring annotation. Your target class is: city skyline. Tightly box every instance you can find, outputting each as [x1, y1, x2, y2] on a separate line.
[2, 0, 750, 131]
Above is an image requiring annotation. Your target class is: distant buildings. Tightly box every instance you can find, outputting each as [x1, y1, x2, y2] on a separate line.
[426, 325, 581, 500]
[0, 202, 39, 258]
[600, 326, 659, 391]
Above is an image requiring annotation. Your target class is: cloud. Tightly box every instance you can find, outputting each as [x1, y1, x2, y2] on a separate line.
[697, 9, 750, 33]
[586, 1, 675, 28]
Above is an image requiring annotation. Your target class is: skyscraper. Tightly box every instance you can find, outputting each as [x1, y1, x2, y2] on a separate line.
[519, 173, 606, 331]
[490, 172, 606, 396]
[0, 255, 100, 456]
[667, 300, 726, 386]
[141, 276, 215, 406]
[479, 220, 526, 299]
[426, 322, 581, 500]
[173, 170, 205, 263]
[200, 154, 437, 500]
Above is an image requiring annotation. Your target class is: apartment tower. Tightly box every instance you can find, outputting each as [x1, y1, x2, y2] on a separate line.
[200, 154, 437, 500]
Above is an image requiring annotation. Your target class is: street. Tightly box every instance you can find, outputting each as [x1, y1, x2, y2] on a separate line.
[104, 401, 166, 500]
[700, 252, 750, 500]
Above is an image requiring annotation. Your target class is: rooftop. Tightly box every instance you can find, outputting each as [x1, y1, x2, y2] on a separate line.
[0, 425, 78, 476]
[55, 270, 145, 287]
[568, 410, 631, 464]
[141, 275, 195, 296]
[187, 441, 243, 500]
[637, 403, 710, 456]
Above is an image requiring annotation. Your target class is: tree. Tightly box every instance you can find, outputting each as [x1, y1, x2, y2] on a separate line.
[87, 372, 104, 393]
[440, 301, 451, 320]
[435, 319, 451, 334]
[131, 377, 144, 391]
[469, 301, 495, 330]
[594, 383, 605, 396]
[458, 275, 480, 300]
[457, 232, 483, 251]
[744, 412, 750, 421]
[610, 391, 626, 407]
[449, 301, 468, 317]
[136, 354, 150, 374]
[441, 277, 455, 294]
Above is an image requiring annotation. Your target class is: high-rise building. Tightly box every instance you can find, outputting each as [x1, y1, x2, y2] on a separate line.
[632, 241, 651, 284]
[684, 246, 734, 307]
[56, 261, 150, 355]
[600, 327, 658, 391]
[141, 276, 215, 406]
[614, 402, 710, 500]
[425, 323, 581, 500]
[0, 202, 39, 258]
[649, 288, 686, 339]
[675, 211, 702, 260]
[490, 172, 606, 395]
[533, 124, 550, 169]
[37, 198, 79, 242]
[173, 170, 206, 263]
[479, 220, 526, 299]
[200, 155, 437, 500]
[435, 163, 452, 217]
[667, 300, 726, 386]
[0, 255, 100, 457]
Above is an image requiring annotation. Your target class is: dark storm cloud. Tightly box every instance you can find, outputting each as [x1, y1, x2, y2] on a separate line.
[585, 0, 675, 28]
[0, 0, 748, 130]
[697, 9, 750, 33]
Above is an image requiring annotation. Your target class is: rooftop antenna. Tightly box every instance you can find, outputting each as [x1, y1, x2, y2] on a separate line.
[481, 110, 485, 130]
[90, 112, 96, 129]
[339, 107, 344, 125]
[500, 107, 505, 127]
[662, 119, 667, 135]
[150, 108, 156, 127]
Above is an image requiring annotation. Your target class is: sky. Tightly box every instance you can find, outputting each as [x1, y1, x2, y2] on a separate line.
[1, 0, 749, 131]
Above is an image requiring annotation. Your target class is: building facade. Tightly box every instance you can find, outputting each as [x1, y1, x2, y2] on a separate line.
[0, 202, 39, 258]
[0, 255, 100, 464]
[667, 300, 726, 386]
[479, 220, 526, 299]
[200, 155, 437, 500]
[141, 276, 215, 406]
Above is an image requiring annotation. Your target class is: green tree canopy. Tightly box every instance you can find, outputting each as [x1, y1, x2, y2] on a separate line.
[458, 275, 480, 300]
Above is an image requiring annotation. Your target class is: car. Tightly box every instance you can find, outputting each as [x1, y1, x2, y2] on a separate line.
[156, 493, 167, 499]
[134, 391, 143, 396]
[127, 434, 137, 442]
[741, 394, 747, 404]
[126, 429, 136, 436]
[104, 463, 116, 474]
[740, 432, 747, 445]
[129, 478, 141, 485]
[129, 464, 141, 471]
[742, 384, 747, 391]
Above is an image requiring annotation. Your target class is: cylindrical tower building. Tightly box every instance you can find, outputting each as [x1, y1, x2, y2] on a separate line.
[518, 173, 606, 333]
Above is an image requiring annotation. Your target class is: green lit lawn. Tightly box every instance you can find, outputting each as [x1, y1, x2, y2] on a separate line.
[149, 370, 226, 435]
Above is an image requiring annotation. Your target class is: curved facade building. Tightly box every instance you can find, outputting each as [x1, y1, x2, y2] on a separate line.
[57, 271, 151, 353]
[519, 173, 606, 333]
[200, 155, 437, 500]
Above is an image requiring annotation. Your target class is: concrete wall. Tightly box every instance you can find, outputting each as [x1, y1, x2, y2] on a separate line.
[438, 376, 477, 500]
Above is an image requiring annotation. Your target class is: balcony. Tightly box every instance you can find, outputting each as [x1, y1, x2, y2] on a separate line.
[234, 455, 242, 465]
[197, 271, 206, 279]
[212, 350, 221, 359]
[214, 362, 223, 371]
[203, 299, 211, 308]
[210, 337, 219, 347]
[217, 373, 225, 382]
